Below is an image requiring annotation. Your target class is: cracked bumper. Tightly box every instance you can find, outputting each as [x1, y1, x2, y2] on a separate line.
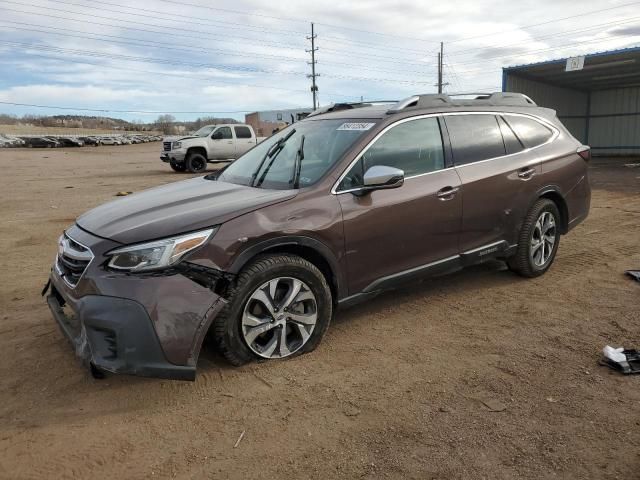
[45, 225, 228, 381]
[47, 288, 204, 380]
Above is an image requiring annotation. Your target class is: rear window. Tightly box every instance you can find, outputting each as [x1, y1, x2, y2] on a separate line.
[234, 126, 252, 139]
[445, 114, 505, 165]
[504, 115, 553, 148]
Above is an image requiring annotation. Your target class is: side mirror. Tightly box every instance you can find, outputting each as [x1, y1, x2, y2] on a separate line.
[211, 131, 223, 140]
[356, 165, 404, 194]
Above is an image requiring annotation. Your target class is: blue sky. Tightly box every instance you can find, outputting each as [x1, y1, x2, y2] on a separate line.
[0, 0, 639, 122]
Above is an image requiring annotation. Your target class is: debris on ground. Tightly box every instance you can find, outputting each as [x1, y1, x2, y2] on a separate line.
[115, 191, 133, 196]
[233, 430, 245, 448]
[624, 163, 640, 168]
[599, 345, 640, 374]
[625, 270, 640, 282]
[480, 398, 507, 412]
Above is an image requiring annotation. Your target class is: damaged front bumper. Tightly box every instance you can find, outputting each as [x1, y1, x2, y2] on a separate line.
[45, 225, 230, 381]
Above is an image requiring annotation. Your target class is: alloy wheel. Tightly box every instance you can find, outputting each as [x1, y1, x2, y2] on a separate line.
[530, 211, 556, 267]
[241, 277, 318, 359]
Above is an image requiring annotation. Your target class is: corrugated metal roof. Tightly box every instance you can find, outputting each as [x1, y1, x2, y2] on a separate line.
[502, 45, 640, 91]
[503, 45, 640, 70]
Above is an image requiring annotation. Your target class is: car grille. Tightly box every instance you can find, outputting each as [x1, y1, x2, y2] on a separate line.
[163, 141, 172, 151]
[56, 233, 93, 288]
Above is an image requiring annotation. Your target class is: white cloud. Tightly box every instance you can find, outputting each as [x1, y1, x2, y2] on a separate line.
[0, 0, 638, 119]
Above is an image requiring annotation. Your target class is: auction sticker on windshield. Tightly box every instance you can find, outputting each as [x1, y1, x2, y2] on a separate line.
[337, 122, 376, 131]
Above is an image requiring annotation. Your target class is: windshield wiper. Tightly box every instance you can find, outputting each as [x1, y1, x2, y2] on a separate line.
[291, 134, 305, 189]
[251, 128, 296, 187]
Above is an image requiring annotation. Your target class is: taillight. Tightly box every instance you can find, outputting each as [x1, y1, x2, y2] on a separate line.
[577, 145, 591, 162]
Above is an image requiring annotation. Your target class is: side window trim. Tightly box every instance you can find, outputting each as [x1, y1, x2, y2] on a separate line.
[331, 111, 559, 194]
[333, 115, 448, 194]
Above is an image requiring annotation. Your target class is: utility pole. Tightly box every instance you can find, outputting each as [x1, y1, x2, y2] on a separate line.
[306, 22, 319, 109]
[437, 42, 443, 94]
[436, 42, 449, 94]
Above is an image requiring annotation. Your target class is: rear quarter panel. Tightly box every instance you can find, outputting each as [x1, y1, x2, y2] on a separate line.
[540, 135, 591, 229]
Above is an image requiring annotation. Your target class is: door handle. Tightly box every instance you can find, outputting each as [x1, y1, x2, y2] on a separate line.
[436, 186, 459, 200]
[517, 167, 536, 179]
[227, 141, 233, 144]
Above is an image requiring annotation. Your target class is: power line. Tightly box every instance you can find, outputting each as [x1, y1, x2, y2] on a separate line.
[41, 0, 432, 56]
[3, 41, 436, 85]
[43, 0, 309, 36]
[0, 21, 306, 63]
[451, 36, 640, 68]
[446, 14, 640, 57]
[1, 51, 362, 101]
[158, 0, 640, 49]
[0, 100, 253, 114]
[447, 0, 640, 44]
[0, 21, 436, 76]
[0, 2, 439, 69]
[0, 2, 306, 50]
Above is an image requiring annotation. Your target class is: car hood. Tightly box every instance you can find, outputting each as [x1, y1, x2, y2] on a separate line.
[76, 177, 297, 244]
[163, 135, 199, 142]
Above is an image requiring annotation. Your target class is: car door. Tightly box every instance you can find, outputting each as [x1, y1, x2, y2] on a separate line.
[234, 126, 256, 156]
[335, 116, 462, 295]
[210, 126, 235, 159]
[444, 113, 545, 256]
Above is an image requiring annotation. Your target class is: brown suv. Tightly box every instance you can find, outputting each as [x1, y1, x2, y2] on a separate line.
[45, 93, 591, 380]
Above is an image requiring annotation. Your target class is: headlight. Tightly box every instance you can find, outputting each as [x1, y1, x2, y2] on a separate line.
[106, 228, 216, 272]
[173, 141, 182, 149]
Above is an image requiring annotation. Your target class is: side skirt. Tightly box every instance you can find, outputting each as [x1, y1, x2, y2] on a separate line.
[337, 241, 517, 310]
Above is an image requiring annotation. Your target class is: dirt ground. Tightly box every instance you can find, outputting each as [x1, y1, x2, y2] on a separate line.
[0, 144, 638, 479]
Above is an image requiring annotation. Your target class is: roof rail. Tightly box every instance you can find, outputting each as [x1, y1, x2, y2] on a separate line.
[307, 100, 397, 118]
[387, 92, 536, 113]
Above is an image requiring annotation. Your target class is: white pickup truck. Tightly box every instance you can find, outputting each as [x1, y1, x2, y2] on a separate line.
[161, 124, 265, 173]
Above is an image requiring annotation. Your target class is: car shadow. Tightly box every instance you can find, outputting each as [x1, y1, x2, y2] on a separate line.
[197, 259, 521, 371]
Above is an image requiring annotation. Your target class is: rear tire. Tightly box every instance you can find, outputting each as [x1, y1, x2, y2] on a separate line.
[508, 198, 561, 278]
[186, 152, 207, 173]
[212, 254, 333, 366]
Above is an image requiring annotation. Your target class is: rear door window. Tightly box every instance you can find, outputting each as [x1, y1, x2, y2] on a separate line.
[337, 117, 445, 191]
[497, 116, 525, 155]
[234, 126, 252, 139]
[503, 115, 553, 148]
[445, 114, 506, 165]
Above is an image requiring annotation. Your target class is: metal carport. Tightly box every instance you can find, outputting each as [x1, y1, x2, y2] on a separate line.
[502, 47, 640, 156]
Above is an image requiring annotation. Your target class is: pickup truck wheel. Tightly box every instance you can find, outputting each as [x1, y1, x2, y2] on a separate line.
[508, 198, 561, 278]
[212, 254, 333, 366]
[186, 152, 207, 173]
[169, 160, 186, 172]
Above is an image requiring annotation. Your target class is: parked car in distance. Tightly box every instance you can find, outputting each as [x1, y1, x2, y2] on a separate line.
[161, 124, 266, 173]
[97, 136, 119, 146]
[0, 134, 25, 147]
[56, 136, 84, 147]
[46, 92, 591, 380]
[21, 136, 60, 148]
[78, 136, 100, 146]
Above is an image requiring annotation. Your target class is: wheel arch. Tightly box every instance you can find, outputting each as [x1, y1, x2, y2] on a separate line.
[537, 188, 569, 234]
[228, 236, 345, 302]
[186, 146, 208, 158]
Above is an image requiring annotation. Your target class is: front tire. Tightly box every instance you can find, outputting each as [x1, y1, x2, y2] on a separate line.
[186, 152, 207, 173]
[212, 254, 333, 366]
[169, 160, 186, 172]
[508, 198, 561, 277]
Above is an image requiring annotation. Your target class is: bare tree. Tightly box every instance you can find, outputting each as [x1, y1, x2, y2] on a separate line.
[155, 114, 177, 134]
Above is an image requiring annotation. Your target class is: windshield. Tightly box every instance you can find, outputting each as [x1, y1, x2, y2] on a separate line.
[194, 126, 216, 137]
[218, 119, 377, 189]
